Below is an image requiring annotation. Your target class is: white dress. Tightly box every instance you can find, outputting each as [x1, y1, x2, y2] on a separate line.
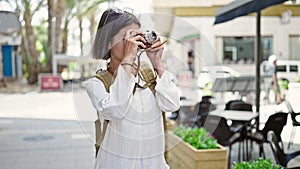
[84, 65, 180, 169]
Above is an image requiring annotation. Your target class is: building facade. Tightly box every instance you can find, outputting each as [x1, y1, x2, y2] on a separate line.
[153, 0, 300, 77]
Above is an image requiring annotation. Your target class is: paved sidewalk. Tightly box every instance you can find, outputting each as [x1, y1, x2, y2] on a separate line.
[0, 90, 95, 169]
[0, 118, 94, 169]
[0, 78, 38, 94]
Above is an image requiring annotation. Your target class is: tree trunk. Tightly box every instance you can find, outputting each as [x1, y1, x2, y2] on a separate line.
[55, 0, 65, 53]
[89, 12, 95, 52]
[78, 15, 83, 55]
[61, 18, 69, 54]
[48, 0, 55, 72]
[24, 7, 39, 84]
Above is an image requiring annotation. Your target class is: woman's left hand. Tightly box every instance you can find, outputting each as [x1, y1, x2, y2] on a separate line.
[146, 37, 165, 77]
[146, 37, 164, 61]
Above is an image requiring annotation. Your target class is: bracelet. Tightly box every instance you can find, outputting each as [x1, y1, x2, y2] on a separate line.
[121, 62, 138, 71]
[121, 62, 134, 67]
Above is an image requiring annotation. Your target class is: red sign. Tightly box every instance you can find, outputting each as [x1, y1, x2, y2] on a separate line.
[178, 71, 192, 88]
[39, 74, 62, 90]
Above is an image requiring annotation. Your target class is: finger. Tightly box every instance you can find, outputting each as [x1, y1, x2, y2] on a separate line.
[147, 46, 164, 53]
[132, 34, 147, 44]
[137, 41, 147, 49]
[148, 40, 167, 50]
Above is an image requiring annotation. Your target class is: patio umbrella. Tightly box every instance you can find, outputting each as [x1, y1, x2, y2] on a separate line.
[214, 0, 289, 126]
[214, 0, 288, 24]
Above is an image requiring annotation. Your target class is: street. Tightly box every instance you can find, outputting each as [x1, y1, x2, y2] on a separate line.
[0, 90, 95, 169]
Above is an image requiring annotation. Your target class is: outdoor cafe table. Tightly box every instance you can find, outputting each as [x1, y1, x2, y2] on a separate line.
[209, 110, 259, 160]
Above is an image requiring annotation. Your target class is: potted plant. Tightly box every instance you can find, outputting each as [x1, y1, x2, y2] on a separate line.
[232, 158, 282, 169]
[166, 125, 227, 169]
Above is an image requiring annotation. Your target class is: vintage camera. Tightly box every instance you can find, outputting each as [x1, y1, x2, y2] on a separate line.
[136, 30, 157, 49]
[143, 30, 157, 46]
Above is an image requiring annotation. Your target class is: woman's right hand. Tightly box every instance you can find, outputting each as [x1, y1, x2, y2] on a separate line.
[123, 29, 147, 62]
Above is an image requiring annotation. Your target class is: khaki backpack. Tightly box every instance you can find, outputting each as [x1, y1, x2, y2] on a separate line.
[93, 61, 167, 158]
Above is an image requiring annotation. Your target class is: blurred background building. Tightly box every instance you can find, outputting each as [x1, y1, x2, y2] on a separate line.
[153, 0, 300, 77]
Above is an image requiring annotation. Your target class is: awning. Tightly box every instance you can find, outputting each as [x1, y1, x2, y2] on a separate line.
[215, 0, 288, 24]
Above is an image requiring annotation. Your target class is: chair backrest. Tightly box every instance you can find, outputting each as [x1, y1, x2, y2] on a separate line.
[229, 102, 253, 111]
[267, 131, 287, 167]
[261, 112, 288, 142]
[197, 114, 208, 127]
[203, 115, 233, 144]
[195, 102, 215, 115]
[225, 100, 244, 110]
[201, 95, 213, 103]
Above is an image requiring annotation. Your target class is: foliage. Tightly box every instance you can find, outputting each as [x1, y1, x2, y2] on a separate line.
[278, 79, 289, 90]
[232, 158, 282, 169]
[173, 125, 217, 149]
[33, 24, 50, 65]
[297, 77, 300, 83]
[202, 82, 214, 96]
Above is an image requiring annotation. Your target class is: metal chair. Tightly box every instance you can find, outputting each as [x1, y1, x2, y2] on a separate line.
[227, 101, 254, 128]
[268, 131, 300, 169]
[203, 115, 242, 168]
[248, 112, 288, 158]
[226, 101, 254, 160]
[191, 101, 216, 128]
[285, 100, 300, 149]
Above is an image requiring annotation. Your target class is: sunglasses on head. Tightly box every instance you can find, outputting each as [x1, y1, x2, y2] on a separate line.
[98, 7, 134, 30]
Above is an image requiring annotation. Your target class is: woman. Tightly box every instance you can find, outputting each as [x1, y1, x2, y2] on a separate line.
[84, 8, 180, 169]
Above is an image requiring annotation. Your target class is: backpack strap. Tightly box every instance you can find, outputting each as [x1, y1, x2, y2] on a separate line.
[94, 70, 113, 158]
[139, 62, 167, 132]
[94, 70, 113, 92]
[139, 61, 157, 92]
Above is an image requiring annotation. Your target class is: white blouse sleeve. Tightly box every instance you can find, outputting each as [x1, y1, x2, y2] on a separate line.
[155, 71, 181, 112]
[84, 66, 136, 120]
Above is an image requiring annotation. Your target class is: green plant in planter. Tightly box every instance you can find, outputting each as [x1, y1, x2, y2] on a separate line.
[173, 125, 217, 149]
[232, 158, 282, 169]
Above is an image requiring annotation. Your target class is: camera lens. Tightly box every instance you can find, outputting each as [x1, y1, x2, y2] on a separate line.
[144, 31, 157, 45]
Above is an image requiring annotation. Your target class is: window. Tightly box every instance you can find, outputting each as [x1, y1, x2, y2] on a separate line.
[289, 36, 300, 60]
[223, 36, 273, 64]
[276, 65, 287, 72]
[290, 65, 298, 72]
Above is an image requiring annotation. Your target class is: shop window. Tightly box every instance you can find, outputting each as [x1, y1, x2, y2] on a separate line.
[223, 36, 272, 64]
[289, 36, 300, 60]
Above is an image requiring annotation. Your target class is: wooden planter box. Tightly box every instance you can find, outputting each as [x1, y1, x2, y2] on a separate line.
[165, 132, 228, 169]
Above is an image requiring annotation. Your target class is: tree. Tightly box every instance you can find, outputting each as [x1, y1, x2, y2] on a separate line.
[22, 0, 46, 84]
[61, 0, 107, 55]
[9, 0, 108, 84]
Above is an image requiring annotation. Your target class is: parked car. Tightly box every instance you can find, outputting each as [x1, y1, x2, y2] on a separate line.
[197, 66, 240, 88]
